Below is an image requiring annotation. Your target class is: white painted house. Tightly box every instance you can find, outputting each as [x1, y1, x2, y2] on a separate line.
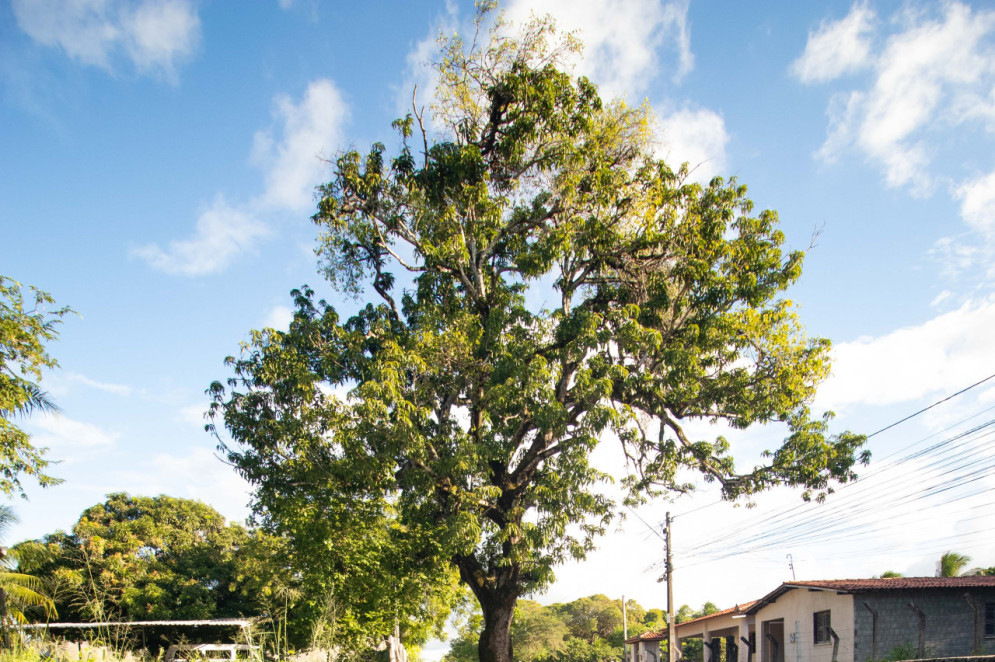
[627, 577, 995, 662]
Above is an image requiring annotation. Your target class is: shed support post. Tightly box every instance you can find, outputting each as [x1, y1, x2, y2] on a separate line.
[863, 602, 878, 661]
[765, 634, 779, 662]
[963, 593, 981, 653]
[828, 627, 840, 662]
[907, 603, 926, 659]
[741, 636, 755, 662]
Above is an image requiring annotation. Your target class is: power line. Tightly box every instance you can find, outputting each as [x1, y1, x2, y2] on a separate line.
[672, 373, 995, 522]
[679, 427, 995, 558]
[865, 372, 995, 439]
[678, 405, 995, 554]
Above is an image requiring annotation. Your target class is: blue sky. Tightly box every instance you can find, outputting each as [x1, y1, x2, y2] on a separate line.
[3, 0, 995, 642]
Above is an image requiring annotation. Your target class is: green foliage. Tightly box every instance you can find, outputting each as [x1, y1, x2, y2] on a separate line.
[210, 7, 866, 662]
[0, 506, 57, 630]
[879, 571, 902, 578]
[14, 494, 290, 632]
[642, 608, 665, 630]
[0, 276, 73, 498]
[877, 642, 924, 662]
[936, 551, 971, 577]
[444, 594, 659, 662]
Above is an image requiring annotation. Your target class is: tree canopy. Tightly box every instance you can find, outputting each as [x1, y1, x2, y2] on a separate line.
[15, 493, 290, 626]
[209, 9, 866, 662]
[0, 275, 72, 497]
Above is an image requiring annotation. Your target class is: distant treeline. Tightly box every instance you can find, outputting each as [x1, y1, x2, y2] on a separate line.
[443, 595, 720, 662]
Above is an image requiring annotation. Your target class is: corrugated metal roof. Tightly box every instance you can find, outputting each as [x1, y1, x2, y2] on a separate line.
[22, 618, 258, 630]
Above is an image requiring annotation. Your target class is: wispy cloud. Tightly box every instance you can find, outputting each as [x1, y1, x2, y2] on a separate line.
[792, 3, 876, 84]
[11, 0, 201, 81]
[806, 2, 995, 194]
[32, 413, 120, 449]
[131, 195, 269, 276]
[67, 373, 133, 396]
[799, 2, 995, 277]
[135, 78, 348, 277]
[252, 79, 349, 212]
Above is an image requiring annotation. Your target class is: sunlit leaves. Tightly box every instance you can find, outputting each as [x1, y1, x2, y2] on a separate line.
[0, 276, 72, 498]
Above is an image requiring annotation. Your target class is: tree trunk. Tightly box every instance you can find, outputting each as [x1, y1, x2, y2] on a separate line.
[477, 591, 517, 662]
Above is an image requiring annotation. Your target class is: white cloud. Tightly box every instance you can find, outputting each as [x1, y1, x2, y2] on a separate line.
[505, 0, 694, 99]
[177, 403, 208, 427]
[811, 2, 995, 194]
[955, 170, 995, 235]
[816, 297, 995, 411]
[654, 106, 729, 184]
[11, 0, 200, 80]
[792, 4, 876, 84]
[263, 305, 294, 330]
[131, 195, 269, 276]
[32, 413, 119, 449]
[252, 79, 349, 212]
[112, 446, 253, 522]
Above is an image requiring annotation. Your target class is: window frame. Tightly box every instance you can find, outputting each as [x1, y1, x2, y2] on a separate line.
[985, 602, 994, 638]
[813, 610, 832, 645]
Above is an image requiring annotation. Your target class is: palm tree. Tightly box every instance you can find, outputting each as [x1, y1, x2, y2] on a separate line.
[0, 506, 57, 627]
[936, 551, 971, 577]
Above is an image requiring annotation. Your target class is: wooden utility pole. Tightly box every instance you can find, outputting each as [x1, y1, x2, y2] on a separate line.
[623, 594, 628, 662]
[666, 512, 676, 662]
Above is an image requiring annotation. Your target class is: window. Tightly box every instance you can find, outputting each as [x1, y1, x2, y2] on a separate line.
[985, 602, 994, 637]
[814, 610, 832, 645]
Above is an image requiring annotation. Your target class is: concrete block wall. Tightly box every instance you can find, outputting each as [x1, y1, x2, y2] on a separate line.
[853, 589, 995, 662]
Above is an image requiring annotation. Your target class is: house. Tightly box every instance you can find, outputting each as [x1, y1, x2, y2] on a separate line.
[627, 576, 995, 662]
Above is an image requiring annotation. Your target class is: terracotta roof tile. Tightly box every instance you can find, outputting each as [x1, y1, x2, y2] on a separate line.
[675, 601, 760, 628]
[744, 576, 995, 615]
[625, 630, 668, 644]
[785, 577, 995, 591]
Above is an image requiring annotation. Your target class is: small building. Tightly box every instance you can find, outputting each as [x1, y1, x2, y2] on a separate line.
[626, 628, 669, 662]
[629, 576, 995, 662]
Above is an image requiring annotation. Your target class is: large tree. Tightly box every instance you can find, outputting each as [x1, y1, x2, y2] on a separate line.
[210, 11, 866, 662]
[0, 276, 71, 497]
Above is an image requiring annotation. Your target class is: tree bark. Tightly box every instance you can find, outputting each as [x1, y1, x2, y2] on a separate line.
[477, 590, 517, 662]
